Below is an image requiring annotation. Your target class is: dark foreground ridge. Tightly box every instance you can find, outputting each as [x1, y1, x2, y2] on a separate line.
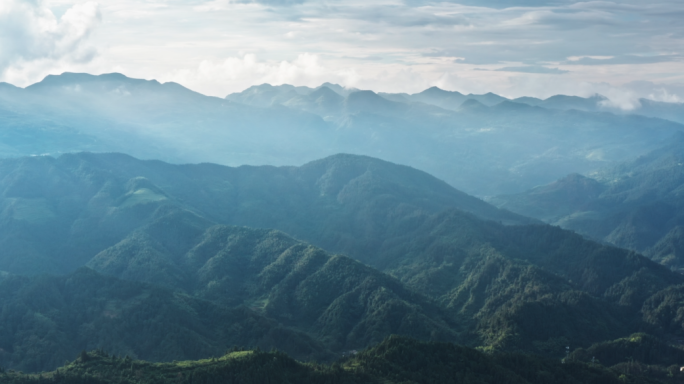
[1, 336, 676, 384]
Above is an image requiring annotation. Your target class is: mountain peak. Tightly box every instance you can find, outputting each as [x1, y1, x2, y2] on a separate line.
[463, 92, 508, 106]
[346, 90, 402, 113]
[421, 86, 446, 94]
[512, 96, 543, 106]
[317, 82, 357, 97]
[416, 86, 464, 97]
[310, 85, 343, 100]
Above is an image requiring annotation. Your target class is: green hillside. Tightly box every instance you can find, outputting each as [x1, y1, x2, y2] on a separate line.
[569, 333, 684, 367]
[83, 204, 684, 357]
[86, 208, 461, 353]
[2, 336, 675, 384]
[0, 152, 529, 276]
[1, 152, 684, 372]
[0, 268, 331, 373]
[344, 209, 682, 352]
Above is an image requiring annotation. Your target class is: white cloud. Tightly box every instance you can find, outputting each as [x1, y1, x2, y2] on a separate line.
[567, 55, 613, 61]
[167, 53, 356, 96]
[0, 0, 101, 78]
[1, 0, 683, 109]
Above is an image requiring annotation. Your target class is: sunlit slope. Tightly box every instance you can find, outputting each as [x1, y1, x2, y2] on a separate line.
[2, 336, 673, 384]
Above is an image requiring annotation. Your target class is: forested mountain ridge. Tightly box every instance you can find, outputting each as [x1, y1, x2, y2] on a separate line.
[4, 72, 684, 381]
[1, 152, 683, 369]
[2, 73, 684, 196]
[351, 207, 684, 352]
[491, 132, 684, 271]
[2, 336, 677, 384]
[84, 205, 684, 356]
[74, 202, 684, 358]
[0, 151, 529, 276]
[0, 267, 333, 373]
[86, 207, 461, 353]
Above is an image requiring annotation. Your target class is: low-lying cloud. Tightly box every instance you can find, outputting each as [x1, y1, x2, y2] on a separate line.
[494, 66, 569, 74]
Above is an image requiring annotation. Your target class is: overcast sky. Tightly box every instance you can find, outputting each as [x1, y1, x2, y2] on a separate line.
[1, 0, 683, 107]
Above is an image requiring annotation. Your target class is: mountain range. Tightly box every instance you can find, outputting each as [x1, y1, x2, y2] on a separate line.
[2, 73, 684, 196]
[4, 72, 684, 380]
[0, 152, 683, 375]
[492, 132, 684, 272]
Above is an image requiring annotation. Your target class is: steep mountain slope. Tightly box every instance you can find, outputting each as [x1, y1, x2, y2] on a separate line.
[491, 132, 684, 270]
[0, 152, 530, 275]
[86, 208, 461, 352]
[345, 208, 683, 352]
[649, 227, 684, 269]
[0, 267, 330, 373]
[489, 173, 607, 222]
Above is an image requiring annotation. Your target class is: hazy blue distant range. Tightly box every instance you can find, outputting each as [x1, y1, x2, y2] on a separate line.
[491, 132, 684, 271]
[1, 72, 683, 196]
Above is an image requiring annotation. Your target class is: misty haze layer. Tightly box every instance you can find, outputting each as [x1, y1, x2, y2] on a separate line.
[1, 72, 684, 196]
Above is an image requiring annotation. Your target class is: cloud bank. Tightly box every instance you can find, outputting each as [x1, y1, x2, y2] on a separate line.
[0, 0, 101, 80]
[0, 0, 682, 109]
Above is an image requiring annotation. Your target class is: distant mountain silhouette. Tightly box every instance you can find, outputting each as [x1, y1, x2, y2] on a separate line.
[1, 73, 683, 197]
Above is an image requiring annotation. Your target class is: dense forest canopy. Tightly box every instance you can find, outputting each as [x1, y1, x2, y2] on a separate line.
[0, 152, 683, 377]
